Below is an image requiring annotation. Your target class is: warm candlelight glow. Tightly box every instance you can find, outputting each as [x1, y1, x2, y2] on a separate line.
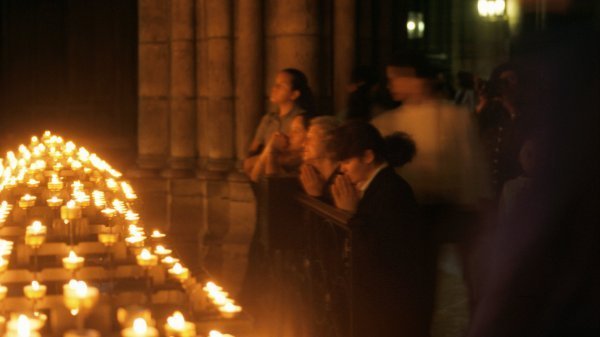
[63, 250, 85, 270]
[26, 178, 39, 188]
[24, 280, 47, 300]
[101, 207, 117, 218]
[164, 311, 196, 337]
[136, 248, 158, 267]
[46, 195, 63, 207]
[0, 284, 7, 301]
[17, 315, 31, 337]
[27, 221, 46, 235]
[161, 256, 179, 267]
[218, 302, 242, 318]
[208, 330, 234, 337]
[168, 263, 190, 281]
[61, 200, 82, 220]
[154, 245, 172, 256]
[133, 318, 147, 334]
[47, 174, 64, 191]
[19, 194, 37, 208]
[150, 230, 165, 239]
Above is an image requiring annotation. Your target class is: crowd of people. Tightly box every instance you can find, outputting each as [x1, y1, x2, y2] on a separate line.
[239, 19, 598, 335]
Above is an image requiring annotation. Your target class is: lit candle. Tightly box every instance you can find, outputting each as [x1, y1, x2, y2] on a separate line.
[218, 302, 242, 319]
[136, 248, 158, 267]
[112, 199, 126, 214]
[18, 194, 37, 209]
[46, 195, 63, 207]
[23, 280, 47, 300]
[161, 256, 179, 268]
[125, 234, 146, 248]
[63, 279, 99, 314]
[47, 174, 64, 191]
[121, 182, 137, 200]
[0, 284, 7, 301]
[92, 190, 106, 208]
[105, 178, 119, 192]
[60, 200, 82, 220]
[0, 256, 8, 273]
[100, 207, 117, 219]
[167, 263, 189, 282]
[125, 210, 139, 225]
[121, 318, 158, 337]
[153, 245, 172, 257]
[164, 311, 196, 337]
[150, 230, 165, 239]
[26, 178, 40, 188]
[25, 221, 47, 248]
[98, 232, 118, 246]
[6, 314, 41, 337]
[208, 330, 235, 337]
[62, 250, 84, 271]
[73, 192, 90, 207]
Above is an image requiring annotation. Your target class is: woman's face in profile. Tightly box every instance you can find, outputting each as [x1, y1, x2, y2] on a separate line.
[270, 72, 298, 105]
[340, 155, 372, 187]
[303, 125, 326, 162]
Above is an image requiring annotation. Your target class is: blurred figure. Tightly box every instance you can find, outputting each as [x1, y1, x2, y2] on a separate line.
[454, 70, 477, 113]
[342, 66, 379, 121]
[299, 116, 341, 203]
[476, 63, 530, 196]
[373, 52, 490, 206]
[468, 1, 600, 336]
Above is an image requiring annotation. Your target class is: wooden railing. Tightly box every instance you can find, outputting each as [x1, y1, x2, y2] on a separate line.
[256, 176, 354, 337]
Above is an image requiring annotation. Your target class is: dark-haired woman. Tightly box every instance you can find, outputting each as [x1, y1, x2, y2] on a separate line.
[330, 121, 432, 337]
[243, 68, 316, 176]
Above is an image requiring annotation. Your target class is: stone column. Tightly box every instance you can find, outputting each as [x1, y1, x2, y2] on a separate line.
[265, 0, 321, 102]
[163, 0, 197, 178]
[135, 0, 170, 176]
[195, 0, 209, 169]
[204, 0, 235, 172]
[234, 0, 263, 166]
[333, 0, 356, 115]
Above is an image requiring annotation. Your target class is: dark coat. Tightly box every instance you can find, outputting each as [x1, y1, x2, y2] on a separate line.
[349, 166, 432, 337]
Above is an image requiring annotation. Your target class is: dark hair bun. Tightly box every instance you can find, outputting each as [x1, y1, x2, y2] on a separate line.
[384, 132, 416, 168]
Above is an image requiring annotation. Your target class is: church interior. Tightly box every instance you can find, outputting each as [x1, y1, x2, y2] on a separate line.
[0, 1, 598, 337]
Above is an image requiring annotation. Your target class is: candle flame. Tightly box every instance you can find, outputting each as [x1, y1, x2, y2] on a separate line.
[16, 314, 31, 337]
[30, 221, 43, 233]
[140, 249, 152, 259]
[167, 311, 185, 330]
[172, 263, 184, 274]
[132, 318, 148, 334]
[31, 280, 40, 290]
[68, 250, 78, 259]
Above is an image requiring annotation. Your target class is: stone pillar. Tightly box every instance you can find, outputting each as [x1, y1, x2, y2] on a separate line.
[204, 0, 235, 172]
[135, 0, 170, 176]
[163, 0, 197, 178]
[265, 0, 321, 101]
[333, 0, 356, 115]
[195, 0, 209, 169]
[234, 0, 263, 165]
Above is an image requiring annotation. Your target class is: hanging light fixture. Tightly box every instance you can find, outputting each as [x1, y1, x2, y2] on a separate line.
[477, 0, 506, 18]
[406, 12, 425, 39]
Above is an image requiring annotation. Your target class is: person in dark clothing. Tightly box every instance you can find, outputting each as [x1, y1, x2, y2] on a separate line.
[343, 66, 378, 121]
[468, 1, 600, 336]
[476, 63, 530, 196]
[329, 121, 431, 337]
